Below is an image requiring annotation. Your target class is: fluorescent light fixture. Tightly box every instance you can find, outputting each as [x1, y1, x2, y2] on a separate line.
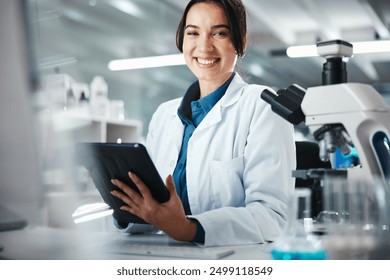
[286, 40, 390, 58]
[353, 40, 390, 54]
[110, 0, 143, 18]
[286, 45, 318, 58]
[108, 54, 186, 71]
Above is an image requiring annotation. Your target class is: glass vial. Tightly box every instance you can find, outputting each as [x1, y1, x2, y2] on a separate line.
[271, 188, 327, 260]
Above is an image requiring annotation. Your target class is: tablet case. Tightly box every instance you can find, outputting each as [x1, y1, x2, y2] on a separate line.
[75, 143, 170, 224]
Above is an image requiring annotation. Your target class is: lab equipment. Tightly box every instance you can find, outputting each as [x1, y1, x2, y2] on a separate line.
[261, 39, 390, 185]
[90, 75, 109, 117]
[294, 141, 332, 217]
[262, 40, 390, 258]
[109, 99, 125, 120]
[271, 188, 327, 260]
[321, 177, 389, 259]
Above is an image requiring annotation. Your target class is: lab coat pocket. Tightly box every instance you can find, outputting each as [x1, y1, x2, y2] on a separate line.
[210, 156, 244, 207]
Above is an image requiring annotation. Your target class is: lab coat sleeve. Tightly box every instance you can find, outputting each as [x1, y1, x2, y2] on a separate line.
[190, 88, 296, 246]
[112, 219, 158, 234]
[145, 98, 183, 180]
[145, 103, 160, 158]
[146, 98, 181, 165]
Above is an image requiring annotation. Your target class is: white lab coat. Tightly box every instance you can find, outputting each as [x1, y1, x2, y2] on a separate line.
[146, 73, 296, 247]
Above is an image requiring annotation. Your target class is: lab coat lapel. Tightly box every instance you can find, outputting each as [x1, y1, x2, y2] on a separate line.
[195, 74, 246, 132]
[168, 109, 184, 159]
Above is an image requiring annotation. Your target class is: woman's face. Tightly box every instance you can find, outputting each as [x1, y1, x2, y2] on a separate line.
[183, 2, 237, 86]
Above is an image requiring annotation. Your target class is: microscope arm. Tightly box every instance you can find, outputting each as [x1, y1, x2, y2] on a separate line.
[301, 83, 390, 181]
[261, 82, 390, 182]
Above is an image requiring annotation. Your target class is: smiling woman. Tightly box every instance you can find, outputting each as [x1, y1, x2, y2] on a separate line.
[181, 3, 238, 97]
[110, 0, 296, 247]
[176, 0, 246, 97]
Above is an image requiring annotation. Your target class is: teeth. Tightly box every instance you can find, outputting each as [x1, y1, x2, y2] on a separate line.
[197, 58, 218, 65]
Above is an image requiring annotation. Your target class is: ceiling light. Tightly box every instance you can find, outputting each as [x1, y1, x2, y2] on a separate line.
[353, 40, 390, 54]
[108, 54, 186, 71]
[88, 0, 97, 7]
[286, 40, 390, 58]
[110, 0, 143, 18]
[286, 45, 318, 58]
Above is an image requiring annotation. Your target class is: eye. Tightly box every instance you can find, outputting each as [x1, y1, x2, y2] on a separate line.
[186, 30, 198, 36]
[213, 30, 229, 37]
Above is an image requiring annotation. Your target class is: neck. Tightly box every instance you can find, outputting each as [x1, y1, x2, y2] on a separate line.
[198, 72, 233, 98]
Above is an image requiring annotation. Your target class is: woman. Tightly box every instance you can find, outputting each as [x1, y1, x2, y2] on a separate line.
[111, 0, 296, 247]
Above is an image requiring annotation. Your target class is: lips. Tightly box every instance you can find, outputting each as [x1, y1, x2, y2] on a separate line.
[196, 57, 220, 65]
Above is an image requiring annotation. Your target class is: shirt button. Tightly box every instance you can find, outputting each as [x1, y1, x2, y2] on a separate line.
[169, 160, 175, 167]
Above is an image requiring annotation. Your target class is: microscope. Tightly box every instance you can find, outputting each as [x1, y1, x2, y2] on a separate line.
[261, 40, 390, 215]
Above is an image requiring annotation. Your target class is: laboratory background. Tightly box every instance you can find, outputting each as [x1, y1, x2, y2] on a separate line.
[1, 0, 390, 260]
[29, 0, 390, 132]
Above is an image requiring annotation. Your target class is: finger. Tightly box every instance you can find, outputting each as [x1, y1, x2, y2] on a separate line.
[111, 190, 140, 209]
[165, 175, 178, 196]
[111, 178, 141, 199]
[128, 172, 153, 200]
[120, 205, 136, 213]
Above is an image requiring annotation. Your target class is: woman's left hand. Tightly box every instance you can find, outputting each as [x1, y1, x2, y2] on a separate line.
[111, 172, 196, 241]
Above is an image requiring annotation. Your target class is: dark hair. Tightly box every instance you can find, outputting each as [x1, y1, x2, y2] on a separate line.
[176, 0, 247, 57]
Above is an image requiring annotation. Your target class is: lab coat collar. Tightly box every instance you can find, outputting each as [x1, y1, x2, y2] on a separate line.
[195, 73, 247, 131]
[167, 73, 247, 129]
[220, 72, 247, 108]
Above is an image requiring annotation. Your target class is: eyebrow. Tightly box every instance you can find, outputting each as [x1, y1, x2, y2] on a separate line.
[185, 24, 230, 30]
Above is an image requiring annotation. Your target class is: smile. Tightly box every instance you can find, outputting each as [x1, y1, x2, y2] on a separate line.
[196, 57, 220, 65]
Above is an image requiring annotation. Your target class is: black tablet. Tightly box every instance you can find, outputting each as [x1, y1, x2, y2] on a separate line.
[75, 142, 170, 224]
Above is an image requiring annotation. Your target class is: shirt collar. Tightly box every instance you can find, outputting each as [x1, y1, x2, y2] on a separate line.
[178, 80, 200, 121]
[195, 73, 235, 113]
[178, 72, 235, 122]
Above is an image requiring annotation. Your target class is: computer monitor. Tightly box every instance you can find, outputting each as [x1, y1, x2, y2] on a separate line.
[0, 0, 45, 228]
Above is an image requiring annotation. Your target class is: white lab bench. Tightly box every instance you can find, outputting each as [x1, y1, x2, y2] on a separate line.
[0, 226, 272, 260]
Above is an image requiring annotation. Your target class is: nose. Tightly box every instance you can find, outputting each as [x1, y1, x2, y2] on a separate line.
[198, 34, 214, 53]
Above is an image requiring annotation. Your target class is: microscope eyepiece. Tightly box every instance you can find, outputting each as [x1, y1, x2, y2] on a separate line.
[260, 84, 306, 125]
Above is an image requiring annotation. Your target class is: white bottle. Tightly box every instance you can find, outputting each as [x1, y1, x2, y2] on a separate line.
[90, 76, 109, 118]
